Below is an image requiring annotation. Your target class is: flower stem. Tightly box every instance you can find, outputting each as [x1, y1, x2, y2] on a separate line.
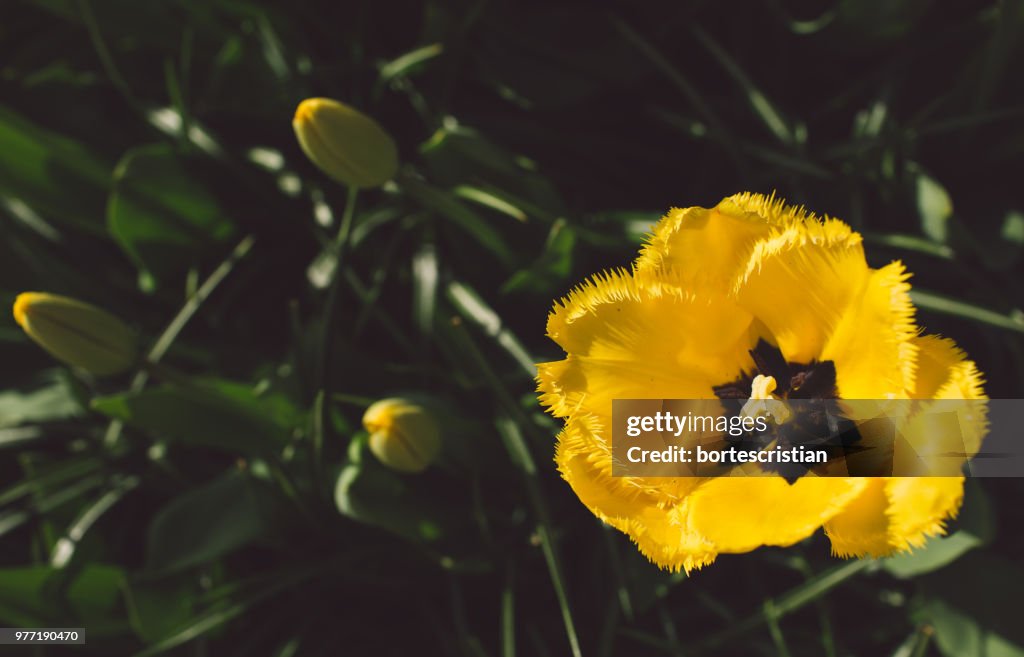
[313, 185, 358, 503]
[103, 234, 256, 448]
[694, 559, 874, 652]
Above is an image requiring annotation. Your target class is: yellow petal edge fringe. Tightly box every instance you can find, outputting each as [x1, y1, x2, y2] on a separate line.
[537, 192, 987, 572]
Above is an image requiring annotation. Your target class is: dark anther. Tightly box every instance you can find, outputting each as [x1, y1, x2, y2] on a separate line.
[789, 361, 838, 399]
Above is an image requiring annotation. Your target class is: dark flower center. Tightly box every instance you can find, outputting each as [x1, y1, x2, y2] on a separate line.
[712, 339, 839, 400]
[712, 339, 860, 482]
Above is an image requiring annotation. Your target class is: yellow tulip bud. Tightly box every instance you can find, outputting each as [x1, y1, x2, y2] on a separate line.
[363, 398, 441, 473]
[292, 98, 398, 188]
[13, 292, 138, 376]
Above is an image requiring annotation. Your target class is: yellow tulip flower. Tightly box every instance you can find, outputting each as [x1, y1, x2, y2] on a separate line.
[537, 192, 987, 572]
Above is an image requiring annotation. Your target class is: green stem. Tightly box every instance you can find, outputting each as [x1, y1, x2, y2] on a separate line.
[317, 186, 358, 386]
[694, 559, 873, 652]
[313, 186, 358, 502]
[266, 454, 317, 527]
[148, 235, 257, 365]
[77, 0, 143, 113]
[498, 417, 582, 657]
[331, 392, 378, 407]
[103, 235, 256, 448]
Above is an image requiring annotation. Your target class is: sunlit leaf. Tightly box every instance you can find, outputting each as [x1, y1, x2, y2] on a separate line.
[915, 168, 953, 243]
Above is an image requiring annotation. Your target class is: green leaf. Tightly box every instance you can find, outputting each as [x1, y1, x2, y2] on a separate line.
[0, 564, 126, 629]
[129, 588, 270, 657]
[0, 565, 51, 627]
[496, 417, 582, 657]
[126, 580, 195, 643]
[65, 564, 128, 632]
[915, 168, 953, 243]
[379, 43, 444, 82]
[912, 552, 1024, 657]
[420, 126, 525, 180]
[0, 374, 82, 429]
[401, 177, 516, 268]
[334, 441, 453, 544]
[195, 378, 302, 431]
[503, 220, 575, 294]
[885, 532, 981, 580]
[412, 238, 439, 335]
[108, 144, 236, 286]
[146, 472, 280, 575]
[1002, 210, 1024, 245]
[446, 280, 535, 376]
[418, 126, 567, 216]
[91, 384, 288, 454]
[0, 458, 102, 507]
[581, 210, 659, 247]
[0, 106, 110, 235]
[453, 185, 528, 222]
[691, 27, 794, 144]
[911, 289, 1024, 333]
[864, 232, 954, 259]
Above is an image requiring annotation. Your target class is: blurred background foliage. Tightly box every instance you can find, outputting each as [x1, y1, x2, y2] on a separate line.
[1, 0, 1024, 655]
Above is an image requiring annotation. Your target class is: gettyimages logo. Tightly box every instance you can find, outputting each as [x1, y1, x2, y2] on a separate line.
[610, 398, 1016, 480]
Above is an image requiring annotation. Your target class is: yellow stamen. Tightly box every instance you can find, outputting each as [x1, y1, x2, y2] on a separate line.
[750, 374, 777, 400]
[741, 374, 791, 424]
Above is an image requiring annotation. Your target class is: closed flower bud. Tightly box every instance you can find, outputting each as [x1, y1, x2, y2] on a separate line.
[363, 398, 441, 473]
[13, 292, 138, 376]
[293, 97, 399, 188]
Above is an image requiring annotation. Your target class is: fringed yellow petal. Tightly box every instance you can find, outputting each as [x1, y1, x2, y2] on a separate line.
[539, 269, 755, 418]
[536, 360, 582, 419]
[826, 477, 966, 558]
[556, 427, 648, 521]
[932, 352, 986, 401]
[686, 476, 867, 553]
[556, 413, 702, 505]
[555, 414, 715, 572]
[824, 478, 893, 558]
[903, 335, 987, 463]
[635, 192, 831, 292]
[636, 205, 767, 290]
[822, 261, 918, 398]
[618, 505, 717, 573]
[911, 335, 982, 398]
[885, 477, 964, 552]
[539, 353, 729, 422]
[733, 220, 867, 364]
[932, 367, 988, 459]
[717, 191, 829, 227]
[828, 334, 986, 559]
